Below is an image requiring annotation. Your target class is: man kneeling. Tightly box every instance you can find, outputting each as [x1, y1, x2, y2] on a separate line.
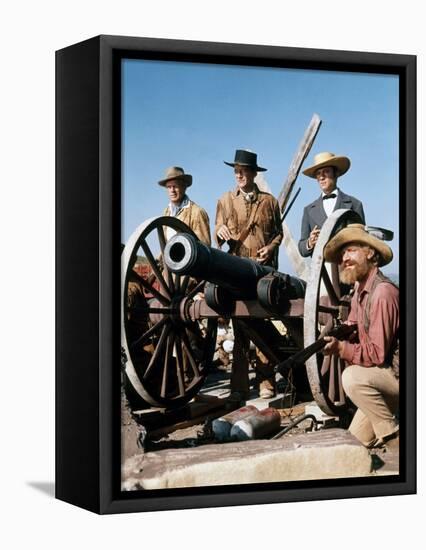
[322, 224, 399, 448]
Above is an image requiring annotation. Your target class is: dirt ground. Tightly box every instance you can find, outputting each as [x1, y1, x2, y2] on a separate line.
[121, 363, 399, 486]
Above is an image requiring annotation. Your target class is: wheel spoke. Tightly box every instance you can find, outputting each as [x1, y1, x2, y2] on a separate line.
[156, 225, 167, 254]
[327, 355, 338, 402]
[184, 322, 202, 337]
[128, 270, 170, 306]
[321, 354, 331, 376]
[319, 318, 334, 338]
[133, 306, 176, 315]
[174, 273, 181, 294]
[318, 296, 338, 326]
[140, 239, 171, 300]
[143, 322, 171, 380]
[321, 265, 340, 305]
[160, 332, 175, 399]
[318, 304, 339, 315]
[330, 263, 342, 300]
[186, 279, 205, 300]
[180, 330, 201, 379]
[180, 275, 190, 296]
[337, 358, 346, 404]
[174, 334, 186, 397]
[157, 226, 175, 295]
[129, 316, 168, 349]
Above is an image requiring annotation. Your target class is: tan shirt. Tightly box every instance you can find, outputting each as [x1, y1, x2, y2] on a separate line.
[215, 184, 283, 267]
[164, 199, 211, 245]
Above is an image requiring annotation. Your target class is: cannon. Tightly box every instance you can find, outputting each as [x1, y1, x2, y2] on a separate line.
[121, 208, 363, 416]
[163, 232, 306, 312]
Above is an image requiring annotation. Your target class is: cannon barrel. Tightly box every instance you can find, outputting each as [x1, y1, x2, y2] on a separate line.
[164, 233, 306, 304]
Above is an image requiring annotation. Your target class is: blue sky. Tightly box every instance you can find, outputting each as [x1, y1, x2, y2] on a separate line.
[122, 58, 399, 275]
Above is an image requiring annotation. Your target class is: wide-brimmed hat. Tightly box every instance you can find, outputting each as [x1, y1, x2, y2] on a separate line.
[303, 152, 351, 179]
[324, 224, 393, 267]
[158, 166, 192, 187]
[224, 149, 267, 172]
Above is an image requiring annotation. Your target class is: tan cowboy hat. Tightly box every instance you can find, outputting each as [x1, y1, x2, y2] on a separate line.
[324, 224, 393, 267]
[158, 166, 192, 187]
[303, 152, 351, 179]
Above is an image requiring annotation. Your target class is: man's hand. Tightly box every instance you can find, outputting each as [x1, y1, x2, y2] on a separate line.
[323, 336, 343, 356]
[307, 225, 320, 250]
[256, 243, 275, 264]
[217, 225, 233, 242]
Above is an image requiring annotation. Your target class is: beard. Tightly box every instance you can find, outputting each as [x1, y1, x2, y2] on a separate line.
[339, 259, 371, 285]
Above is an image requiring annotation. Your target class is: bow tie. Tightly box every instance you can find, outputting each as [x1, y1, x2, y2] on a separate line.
[323, 193, 337, 200]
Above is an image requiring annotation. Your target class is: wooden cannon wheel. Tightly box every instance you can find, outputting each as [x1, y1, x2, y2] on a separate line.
[304, 209, 363, 417]
[121, 216, 217, 409]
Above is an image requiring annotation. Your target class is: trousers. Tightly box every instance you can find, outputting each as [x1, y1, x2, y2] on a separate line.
[231, 320, 275, 394]
[342, 364, 399, 447]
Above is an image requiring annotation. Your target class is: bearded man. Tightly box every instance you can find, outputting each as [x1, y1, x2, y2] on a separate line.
[322, 224, 399, 448]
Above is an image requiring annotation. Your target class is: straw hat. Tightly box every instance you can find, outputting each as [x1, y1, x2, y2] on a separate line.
[224, 149, 267, 172]
[324, 224, 393, 267]
[158, 166, 192, 187]
[303, 152, 351, 179]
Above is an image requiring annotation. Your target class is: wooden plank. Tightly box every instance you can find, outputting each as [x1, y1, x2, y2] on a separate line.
[133, 396, 229, 437]
[147, 403, 229, 439]
[277, 113, 322, 213]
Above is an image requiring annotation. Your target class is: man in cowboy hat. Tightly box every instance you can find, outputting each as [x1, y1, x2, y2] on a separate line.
[298, 152, 365, 257]
[159, 166, 211, 245]
[215, 149, 283, 400]
[322, 224, 399, 448]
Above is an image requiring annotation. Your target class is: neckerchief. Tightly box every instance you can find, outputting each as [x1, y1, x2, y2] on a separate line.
[169, 194, 190, 216]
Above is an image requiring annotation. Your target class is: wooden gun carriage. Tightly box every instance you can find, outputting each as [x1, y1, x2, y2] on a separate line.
[121, 207, 362, 417]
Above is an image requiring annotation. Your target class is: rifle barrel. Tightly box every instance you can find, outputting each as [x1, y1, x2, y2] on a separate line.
[281, 187, 301, 222]
[274, 323, 357, 375]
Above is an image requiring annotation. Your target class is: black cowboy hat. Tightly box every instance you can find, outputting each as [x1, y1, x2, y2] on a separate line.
[224, 149, 267, 172]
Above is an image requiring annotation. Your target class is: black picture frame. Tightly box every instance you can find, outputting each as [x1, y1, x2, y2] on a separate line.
[56, 34, 416, 514]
